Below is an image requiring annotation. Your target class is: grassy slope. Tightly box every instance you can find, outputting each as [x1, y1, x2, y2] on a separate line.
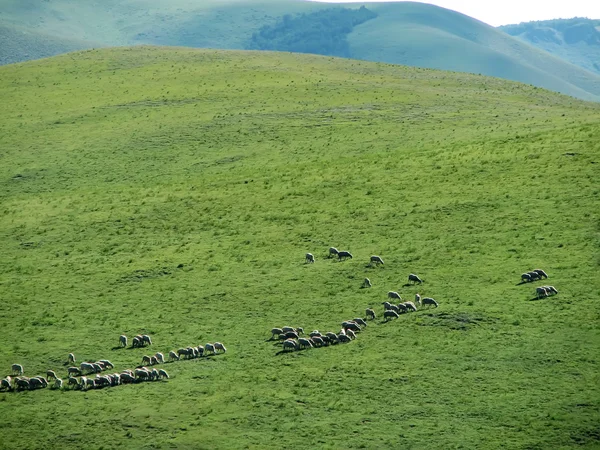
[0, 47, 599, 449]
[2, 0, 600, 102]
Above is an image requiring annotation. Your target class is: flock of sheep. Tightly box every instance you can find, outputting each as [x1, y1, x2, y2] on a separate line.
[520, 269, 558, 299]
[1, 334, 227, 393]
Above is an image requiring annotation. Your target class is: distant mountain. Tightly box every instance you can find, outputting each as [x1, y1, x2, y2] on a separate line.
[499, 18, 600, 75]
[0, 0, 599, 101]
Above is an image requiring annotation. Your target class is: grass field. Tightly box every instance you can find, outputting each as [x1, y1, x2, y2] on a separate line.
[0, 46, 599, 449]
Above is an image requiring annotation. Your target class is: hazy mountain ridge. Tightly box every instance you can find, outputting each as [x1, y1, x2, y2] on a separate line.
[0, 0, 599, 101]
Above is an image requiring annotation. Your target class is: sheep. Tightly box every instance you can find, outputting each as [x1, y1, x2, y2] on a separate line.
[309, 330, 322, 337]
[85, 378, 96, 389]
[521, 273, 532, 283]
[142, 335, 152, 346]
[158, 369, 169, 379]
[67, 376, 79, 388]
[68, 353, 76, 364]
[353, 318, 367, 328]
[312, 336, 325, 347]
[402, 301, 418, 312]
[91, 363, 103, 373]
[120, 373, 135, 384]
[46, 370, 57, 380]
[415, 293, 421, 306]
[119, 335, 128, 347]
[155, 352, 165, 364]
[95, 376, 110, 387]
[383, 302, 399, 313]
[135, 368, 150, 380]
[396, 303, 408, 313]
[542, 286, 558, 295]
[150, 369, 159, 381]
[328, 247, 339, 258]
[421, 297, 439, 308]
[298, 338, 314, 349]
[536, 286, 549, 299]
[325, 332, 339, 342]
[362, 278, 372, 288]
[408, 273, 423, 284]
[34, 377, 48, 388]
[337, 251, 353, 260]
[527, 271, 541, 281]
[214, 342, 227, 353]
[16, 377, 30, 390]
[533, 269, 548, 279]
[177, 348, 190, 358]
[196, 346, 205, 357]
[370, 255, 384, 265]
[366, 308, 376, 320]
[305, 253, 315, 263]
[296, 327, 304, 335]
[11, 364, 23, 376]
[282, 339, 298, 352]
[189, 347, 198, 359]
[150, 356, 159, 365]
[67, 366, 81, 377]
[338, 334, 352, 343]
[346, 329, 356, 340]
[205, 343, 216, 355]
[79, 377, 88, 390]
[384, 310, 400, 321]
[0, 378, 12, 390]
[98, 360, 114, 369]
[387, 291, 402, 301]
[283, 331, 299, 340]
[80, 362, 95, 374]
[281, 326, 298, 334]
[271, 328, 283, 339]
[168, 350, 180, 361]
[343, 321, 361, 333]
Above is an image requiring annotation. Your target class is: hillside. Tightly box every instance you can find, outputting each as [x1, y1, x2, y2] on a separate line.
[1, 1, 600, 102]
[500, 18, 600, 75]
[0, 46, 599, 449]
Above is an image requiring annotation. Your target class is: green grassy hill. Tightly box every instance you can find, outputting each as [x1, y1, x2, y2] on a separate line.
[500, 18, 600, 75]
[1, 0, 600, 101]
[0, 46, 599, 449]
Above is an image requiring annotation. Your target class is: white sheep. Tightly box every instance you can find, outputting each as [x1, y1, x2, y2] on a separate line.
[337, 251, 353, 260]
[0, 378, 11, 390]
[46, 369, 57, 380]
[387, 291, 402, 301]
[533, 269, 548, 279]
[346, 329, 356, 340]
[384, 310, 400, 321]
[365, 308, 376, 320]
[158, 369, 169, 379]
[142, 335, 152, 346]
[67, 376, 79, 387]
[80, 376, 88, 390]
[67, 366, 81, 377]
[370, 255, 384, 265]
[362, 278, 372, 288]
[536, 286, 548, 299]
[312, 336, 325, 347]
[328, 247, 339, 258]
[383, 302, 399, 313]
[119, 335, 128, 347]
[408, 273, 423, 284]
[120, 373, 135, 384]
[168, 350, 180, 361]
[68, 353, 76, 364]
[155, 352, 165, 364]
[402, 301, 418, 312]
[282, 339, 298, 352]
[353, 318, 367, 328]
[421, 297, 438, 308]
[80, 362, 95, 374]
[142, 355, 152, 365]
[298, 338, 313, 349]
[214, 342, 227, 353]
[205, 343, 216, 355]
[326, 332, 339, 342]
[271, 328, 283, 339]
[305, 253, 315, 263]
[415, 293, 421, 306]
[521, 273, 532, 283]
[527, 271, 541, 281]
[11, 364, 23, 376]
[338, 334, 352, 343]
[98, 360, 114, 369]
[16, 377, 30, 390]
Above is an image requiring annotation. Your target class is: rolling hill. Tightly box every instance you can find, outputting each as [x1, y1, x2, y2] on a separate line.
[1, 0, 600, 101]
[500, 18, 600, 75]
[0, 46, 599, 449]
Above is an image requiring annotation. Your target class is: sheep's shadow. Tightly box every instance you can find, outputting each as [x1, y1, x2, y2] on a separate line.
[516, 281, 533, 286]
[110, 346, 124, 351]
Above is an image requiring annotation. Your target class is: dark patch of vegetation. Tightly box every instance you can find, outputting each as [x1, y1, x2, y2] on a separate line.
[416, 312, 499, 331]
[246, 7, 377, 57]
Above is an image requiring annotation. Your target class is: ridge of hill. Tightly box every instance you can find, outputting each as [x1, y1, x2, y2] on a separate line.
[499, 18, 600, 75]
[1, 1, 600, 101]
[0, 46, 599, 449]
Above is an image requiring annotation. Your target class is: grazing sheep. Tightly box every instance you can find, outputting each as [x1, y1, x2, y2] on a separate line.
[283, 331, 299, 340]
[305, 253, 315, 263]
[120, 373, 135, 384]
[95, 376, 110, 387]
[16, 377, 30, 390]
[214, 342, 227, 353]
[85, 378, 96, 389]
[296, 327, 304, 335]
[91, 363, 103, 373]
[281, 326, 297, 334]
[168, 350, 180, 361]
[98, 360, 114, 369]
[282, 339, 299, 352]
[521, 273, 532, 283]
[196, 346, 205, 357]
[142, 335, 152, 346]
[415, 293, 421, 306]
[408, 273, 423, 284]
[402, 301, 418, 312]
[11, 364, 23, 376]
[46, 370, 57, 380]
[205, 343, 216, 355]
[67, 366, 81, 377]
[370, 255, 384, 265]
[527, 271, 541, 281]
[362, 278, 372, 288]
[312, 336, 325, 347]
[342, 321, 361, 333]
[328, 247, 339, 258]
[533, 269, 548, 279]
[388, 291, 402, 301]
[53, 378, 63, 389]
[346, 329, 356, 340]
[79, 376, 88, 390]
[67, 376, 79, 387]
[353, 318, 367, 327]
[396, 303, 408, 313]
[80, 362, 95, 374]
[158, 369, 169, 379]
[68, 353, 76, 364]
[298, 338, 313, 349]
[131, 336, 142, 348]
[536, 286, 549, 299]
[337, 251, 353, 260]
[271, 328, 283, 339]
[155, 352, 165, 364]
[177, 348, 190, 358]
[189, 347, 198, 359]
[326, 332, 339, 342]
[421, 297, 439, 308]
[150, 369, 159, 381]
[366, 308, 376, 320]
[384, 310, 400, 321]
[309, 330, 322, 337]
[338, 334, 352, 343]
[0, 378, 11, 390]
[119, 335, 128, 347]
[541, 285, 558, 295]
[135, 368, 150, 380]
[383, 302, 400, 313]
[150, 356, 159, 365]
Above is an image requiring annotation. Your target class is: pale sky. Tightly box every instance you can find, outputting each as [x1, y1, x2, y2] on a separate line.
[307, 0, 600, 26]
